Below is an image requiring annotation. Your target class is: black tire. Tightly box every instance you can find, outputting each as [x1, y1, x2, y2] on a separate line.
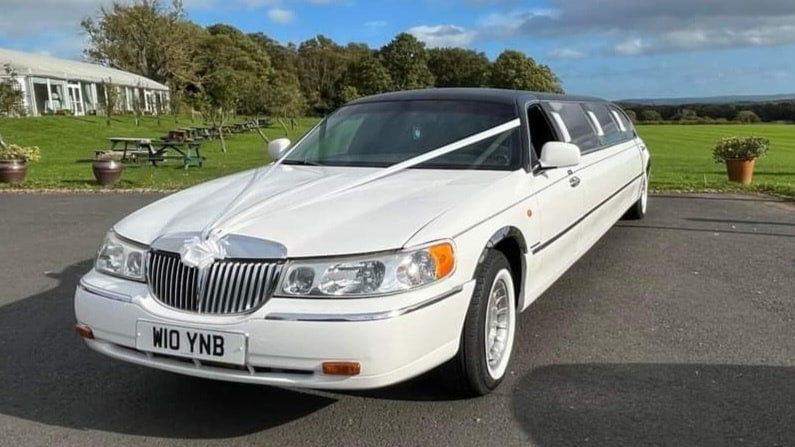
[623, 169, 649, 221]
[444, 249, 516, 397]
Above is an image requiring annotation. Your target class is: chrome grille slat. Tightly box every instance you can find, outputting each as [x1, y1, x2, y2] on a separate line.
[147, 251, 281, 315]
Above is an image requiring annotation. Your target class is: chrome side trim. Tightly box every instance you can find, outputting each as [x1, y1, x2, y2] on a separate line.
[264, 286, 465, 322]
[78, 279, 133, 303]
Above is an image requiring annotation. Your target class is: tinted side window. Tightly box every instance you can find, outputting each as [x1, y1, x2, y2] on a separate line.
[586, 103, 621, 145]
[610, 106, 635, 138]
[547, 102, 599, 152]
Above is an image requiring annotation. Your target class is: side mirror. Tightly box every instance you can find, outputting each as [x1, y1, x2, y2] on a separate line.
[268, 138, 291, 160]
[539, 142, 581, 169]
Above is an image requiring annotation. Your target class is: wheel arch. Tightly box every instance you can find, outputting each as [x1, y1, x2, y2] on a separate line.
[475, 226, 527, 310]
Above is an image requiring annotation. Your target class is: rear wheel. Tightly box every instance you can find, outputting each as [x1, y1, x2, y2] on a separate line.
[623, 168, 649, 220]
[445, 250, 516, 396]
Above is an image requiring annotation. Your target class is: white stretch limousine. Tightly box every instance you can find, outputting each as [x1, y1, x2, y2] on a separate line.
[75, 89, 650, 396]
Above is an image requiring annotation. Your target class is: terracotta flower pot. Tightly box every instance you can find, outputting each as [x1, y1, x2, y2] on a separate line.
[0, 159, 28, 184]
[725, 158, 756, 185]
[92, 160, 124, 186]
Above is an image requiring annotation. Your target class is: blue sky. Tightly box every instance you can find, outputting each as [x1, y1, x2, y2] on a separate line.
[2, 0, 795, 100]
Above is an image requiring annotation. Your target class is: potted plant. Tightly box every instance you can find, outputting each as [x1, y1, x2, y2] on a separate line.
[0, 143, 40, 184]
[93, 152, 124, 186]
[712, 136, 769, 185]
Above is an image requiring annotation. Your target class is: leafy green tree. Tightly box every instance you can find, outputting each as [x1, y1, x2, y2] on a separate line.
[0, 64, 25, 117]
[248, 32, 299, 76]
[339, 86, 361, 104]
[190, 29, 271, 151]
[489, 50, 563, 93]
[672, 108, 698, 121]
[344, 54, 392, 97]
[735, 110, 761, 123]
[624, 109, 637, 122]
[82, 0, 199, 87]
[428, 48, 490, 88]
[297, 35, 349, 114]
[265, 71, 307, 136]
[379, 33, 435, 90]
[640, 110, 663, 121]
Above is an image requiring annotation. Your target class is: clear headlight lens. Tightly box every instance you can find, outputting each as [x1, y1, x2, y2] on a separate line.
[279, 242, 455, 297]
[95, 231, 148, 281]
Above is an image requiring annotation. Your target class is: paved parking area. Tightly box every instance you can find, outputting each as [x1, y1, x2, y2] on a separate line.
[0, 193, 793, 446]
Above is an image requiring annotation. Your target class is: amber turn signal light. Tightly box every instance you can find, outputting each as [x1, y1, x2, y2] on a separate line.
[74, 324, 94, 339]
[322, 362, 361, 376]
[428, 243, 455, 278]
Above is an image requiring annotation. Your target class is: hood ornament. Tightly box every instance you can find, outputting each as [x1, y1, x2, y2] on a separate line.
[179, 231, 228, 269]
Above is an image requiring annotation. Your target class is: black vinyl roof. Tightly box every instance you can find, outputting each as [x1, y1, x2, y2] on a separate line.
[348, 88, 607, 106]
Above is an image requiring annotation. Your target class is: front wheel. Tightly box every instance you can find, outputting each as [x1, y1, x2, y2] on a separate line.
[444, 250, 516, 396]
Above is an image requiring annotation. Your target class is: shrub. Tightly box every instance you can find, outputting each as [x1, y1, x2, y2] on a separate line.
[712, 137, 769, 163]
[0, 143, 40, 162]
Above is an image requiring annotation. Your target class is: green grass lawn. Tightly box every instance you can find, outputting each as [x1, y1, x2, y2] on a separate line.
[0, 115, 318, 190]
[637, 124, 795, 197]
[1, 116, 793, 198]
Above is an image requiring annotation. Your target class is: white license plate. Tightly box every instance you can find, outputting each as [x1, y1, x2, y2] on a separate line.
[135, 320, 247, 366]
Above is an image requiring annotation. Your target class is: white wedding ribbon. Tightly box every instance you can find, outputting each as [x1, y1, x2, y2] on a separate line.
[200, 118, 521, 240]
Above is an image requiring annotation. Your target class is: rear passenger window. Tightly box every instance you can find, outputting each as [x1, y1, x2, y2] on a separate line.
[546, 102, 600, 152]
[610, 106, 635, 138]
[586, 103, 621, 145]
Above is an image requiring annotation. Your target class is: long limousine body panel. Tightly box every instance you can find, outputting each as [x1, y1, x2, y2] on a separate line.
[75, 88, 650, 396]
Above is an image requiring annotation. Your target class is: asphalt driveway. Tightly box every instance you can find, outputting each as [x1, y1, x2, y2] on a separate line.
[0, 192, 793, 446]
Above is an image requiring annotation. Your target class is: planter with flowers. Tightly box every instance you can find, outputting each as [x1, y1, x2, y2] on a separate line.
[93, 151, 124, 186]
[712, 137, 769, 185]
[0, 144, 40, 184]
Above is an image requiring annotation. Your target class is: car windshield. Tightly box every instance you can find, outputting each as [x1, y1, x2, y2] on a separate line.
[283, 100, 521, 170]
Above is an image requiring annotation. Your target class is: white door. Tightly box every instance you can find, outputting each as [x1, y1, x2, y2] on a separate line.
[67, 84, 84, 116]
[525, 166, 585, 301]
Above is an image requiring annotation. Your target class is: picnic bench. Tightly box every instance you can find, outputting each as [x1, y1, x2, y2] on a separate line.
[98, 137, 153, 162]
[148, 140, 205, 168]
[98, 137, 204, 168]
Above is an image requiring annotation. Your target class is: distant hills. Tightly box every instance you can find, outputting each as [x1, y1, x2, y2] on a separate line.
[618, 93, 795, 106]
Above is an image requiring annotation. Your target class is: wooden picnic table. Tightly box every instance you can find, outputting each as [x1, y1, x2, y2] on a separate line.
[102, 137, 153, 162]
[147, 140, 205, 168]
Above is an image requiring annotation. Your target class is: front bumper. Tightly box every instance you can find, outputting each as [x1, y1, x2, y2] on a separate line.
[74, 270, 475, 390]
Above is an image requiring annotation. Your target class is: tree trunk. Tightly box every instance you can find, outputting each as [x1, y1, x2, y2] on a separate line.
[0, 131, 7, 149]
[218, 125, 227, 153]
[253, 122, 270, 144]
[278, 118, 289, 137]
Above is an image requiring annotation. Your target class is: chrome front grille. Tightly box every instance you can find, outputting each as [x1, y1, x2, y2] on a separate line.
[146, 251, 283, 314]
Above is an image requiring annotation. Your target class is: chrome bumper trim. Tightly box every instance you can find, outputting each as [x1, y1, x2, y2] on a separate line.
[78, 279, 133, 303]
[264, 286, 465, 322]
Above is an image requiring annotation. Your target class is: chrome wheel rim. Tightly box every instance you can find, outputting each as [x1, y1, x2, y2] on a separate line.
[640, 173, 649, 214]
[485, 269, 516, 379]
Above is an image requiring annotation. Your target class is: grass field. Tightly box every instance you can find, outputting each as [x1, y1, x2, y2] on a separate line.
[0, 115, 317, 190]
[636, 124, 795, 198]
[1, 116, 793, 197]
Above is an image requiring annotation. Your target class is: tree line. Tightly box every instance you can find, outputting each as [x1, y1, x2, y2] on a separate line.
[620, 102, 795, 124]
[81, 0, 564, 125]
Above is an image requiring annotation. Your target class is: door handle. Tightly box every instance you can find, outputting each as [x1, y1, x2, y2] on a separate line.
[569, 176, 581, 188]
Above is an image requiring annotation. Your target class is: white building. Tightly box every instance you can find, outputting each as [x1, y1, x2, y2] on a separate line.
[0, 48, 169, 117]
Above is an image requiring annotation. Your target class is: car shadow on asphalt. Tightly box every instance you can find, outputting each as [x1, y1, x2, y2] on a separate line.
[0, 260, 337, 439]
[513, 363, 795, 447]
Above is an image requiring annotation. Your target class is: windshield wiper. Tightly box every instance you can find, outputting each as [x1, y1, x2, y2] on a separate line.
[282, 159, 325, 167]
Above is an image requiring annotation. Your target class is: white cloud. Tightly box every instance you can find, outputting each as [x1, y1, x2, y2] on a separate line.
[548, 48, 586, 59]
[267, 8, 295, 24]
[238, 0, 280, 7]
[407, 24, 477, 48]
[614, 38, 646, 56]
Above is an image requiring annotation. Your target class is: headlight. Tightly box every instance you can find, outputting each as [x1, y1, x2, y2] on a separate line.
[279, 241, 455, 297]
[95, 231, 148, 281]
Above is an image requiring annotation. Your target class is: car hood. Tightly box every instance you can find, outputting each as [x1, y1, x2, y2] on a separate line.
[115, 164, 511, 257]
